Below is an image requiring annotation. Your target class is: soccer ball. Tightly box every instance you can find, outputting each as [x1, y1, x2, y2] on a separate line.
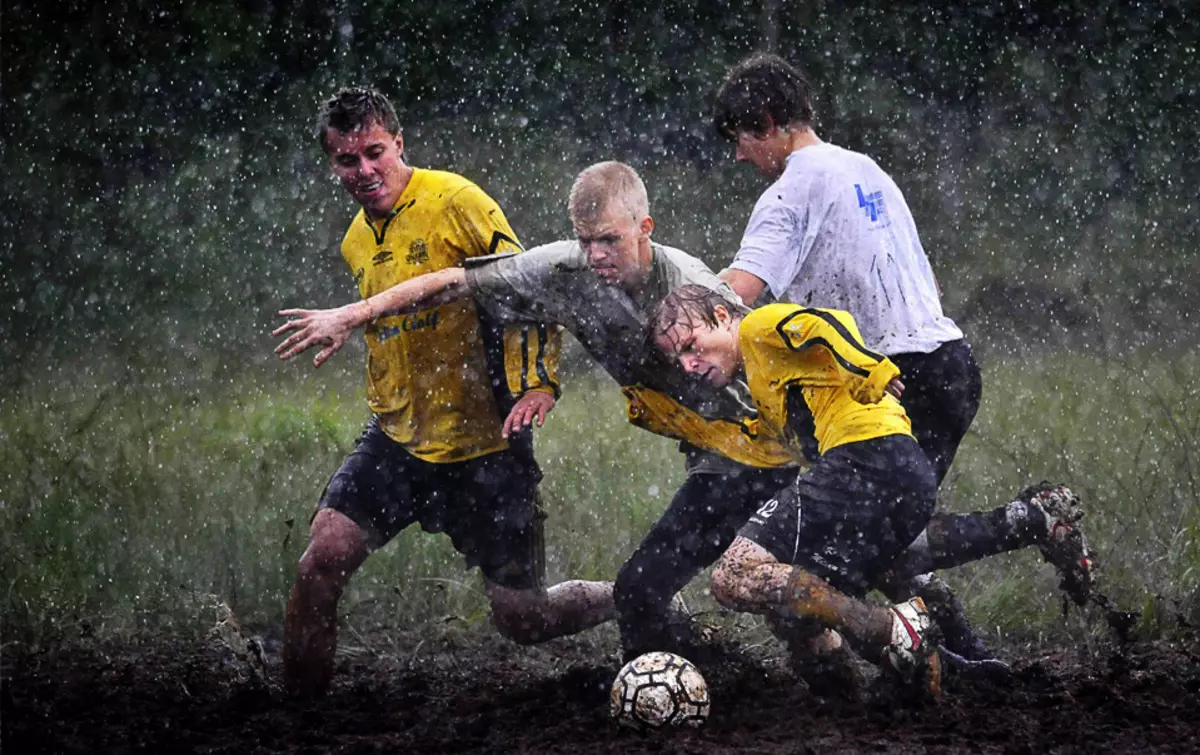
[609, 651, 710, 730]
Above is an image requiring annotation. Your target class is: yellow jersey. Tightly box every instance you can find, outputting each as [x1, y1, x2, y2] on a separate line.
[341, 168, 559, 463]
[740, 304, 912, 457]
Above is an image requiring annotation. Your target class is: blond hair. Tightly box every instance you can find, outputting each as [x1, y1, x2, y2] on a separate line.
[568, 161, 649, 225]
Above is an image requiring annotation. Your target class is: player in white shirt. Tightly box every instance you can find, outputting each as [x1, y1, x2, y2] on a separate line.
[711, 53, 1093, 667]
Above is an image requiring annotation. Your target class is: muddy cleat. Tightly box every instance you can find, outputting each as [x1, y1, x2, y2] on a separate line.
[1021, 482, 1095, 605]
[791, 630, 868, 700]
[882, 597, 942, 698]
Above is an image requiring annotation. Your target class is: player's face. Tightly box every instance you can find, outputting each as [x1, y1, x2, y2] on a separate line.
[324, 123, 409, 220]
[574, 205, 651, 288]
[656, 308, 741, 388]
[734, 129, 788, 179]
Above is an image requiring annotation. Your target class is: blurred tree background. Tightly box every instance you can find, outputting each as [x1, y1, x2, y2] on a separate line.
[3, 0, 1200, 646]
[3, 0, 1196, 376]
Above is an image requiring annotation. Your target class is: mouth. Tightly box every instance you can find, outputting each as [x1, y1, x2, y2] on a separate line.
[357, 180, 384, 198]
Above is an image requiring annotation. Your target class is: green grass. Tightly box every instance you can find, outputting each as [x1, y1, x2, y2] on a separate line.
[2, 346, 1198, 652]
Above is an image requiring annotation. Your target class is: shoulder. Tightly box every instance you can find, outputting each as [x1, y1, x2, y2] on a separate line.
[743, 302, 795, 329]
[412, 170, 502, 214]
[739, 303, 795, 343]
[653, 243, 711, 275]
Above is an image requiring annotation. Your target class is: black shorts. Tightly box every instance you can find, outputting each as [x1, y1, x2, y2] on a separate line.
[890, 339, 982, 485]
[738, 435, 937, 596]
[317, 417, 545, 590]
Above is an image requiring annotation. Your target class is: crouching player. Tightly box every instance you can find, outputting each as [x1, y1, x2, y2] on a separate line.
[653, 285, 951, 693]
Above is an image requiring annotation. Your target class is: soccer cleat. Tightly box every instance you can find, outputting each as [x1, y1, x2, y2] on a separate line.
[1021, 482, 1095, 605]
[882, 597, 942, 698]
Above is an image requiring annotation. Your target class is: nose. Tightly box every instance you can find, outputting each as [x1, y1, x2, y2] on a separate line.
[680, 354, 703, 374]
[584, 243, 606, 264]
[734, 143, 746, 162]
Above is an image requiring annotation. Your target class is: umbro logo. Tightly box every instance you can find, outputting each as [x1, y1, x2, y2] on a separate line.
[372, 250, 393, 266]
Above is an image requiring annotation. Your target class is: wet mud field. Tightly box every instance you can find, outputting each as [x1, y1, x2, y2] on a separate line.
[6, 631, 1200, 754]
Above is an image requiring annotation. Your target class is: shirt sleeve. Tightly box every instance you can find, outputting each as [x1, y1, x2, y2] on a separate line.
[729, 172, 830, 300]
[748, 305, 900, 405]
[463, 242, 579, 324]
[448, 186, 562, 399]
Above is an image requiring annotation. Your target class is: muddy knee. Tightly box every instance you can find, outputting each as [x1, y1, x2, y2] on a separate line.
[298, 509, 369, 584]
[489, 587, 550, 645]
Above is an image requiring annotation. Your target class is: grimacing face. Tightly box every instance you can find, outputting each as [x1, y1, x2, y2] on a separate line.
[324, 122, 409, 220]
[655, 307, 741, 387]
[573, 203, 651, 287]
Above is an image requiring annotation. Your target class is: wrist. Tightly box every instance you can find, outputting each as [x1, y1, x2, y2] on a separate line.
[351, 299, 375, 327]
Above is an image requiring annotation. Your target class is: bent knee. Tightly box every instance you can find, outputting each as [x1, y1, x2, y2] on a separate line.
[490, 589, 550, 645]
[299, 509, 369, 578]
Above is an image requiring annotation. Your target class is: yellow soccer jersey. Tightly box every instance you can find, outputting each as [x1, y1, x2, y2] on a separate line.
[341, 168, 558, 463]
[740, 303, 912, 457]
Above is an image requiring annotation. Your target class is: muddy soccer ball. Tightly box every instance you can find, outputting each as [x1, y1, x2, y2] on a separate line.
[609, 651, 710, 729]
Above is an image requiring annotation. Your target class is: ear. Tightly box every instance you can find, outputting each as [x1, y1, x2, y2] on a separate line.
[761, 112, 779, 138]
[394, 131, 405, 159]
[713, 304, 730, 325]
[639, 214, 655, 237]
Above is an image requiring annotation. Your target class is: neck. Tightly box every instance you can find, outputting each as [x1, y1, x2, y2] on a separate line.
[366, 165, 416, 222]
[786, 126, 822, 154]
[731, 317, 744, 368]
[621, 240, 655, 294]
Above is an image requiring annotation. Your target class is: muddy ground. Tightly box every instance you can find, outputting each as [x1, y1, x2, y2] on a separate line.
[6, 627, 1200, 754]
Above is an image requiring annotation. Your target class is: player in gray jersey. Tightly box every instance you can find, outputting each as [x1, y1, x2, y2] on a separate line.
[276, 161, 1096, 693]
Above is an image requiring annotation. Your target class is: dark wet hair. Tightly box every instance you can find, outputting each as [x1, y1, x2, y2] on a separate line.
[713, 53, 814, 141]
[315, 87, 401, 148]
[649, 284, 747, 350]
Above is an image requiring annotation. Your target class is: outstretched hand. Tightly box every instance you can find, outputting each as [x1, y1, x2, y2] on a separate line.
[273, 303, 364, 367]
[502, 391, 556, 439]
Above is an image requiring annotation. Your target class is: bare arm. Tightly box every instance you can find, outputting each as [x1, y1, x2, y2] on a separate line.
[273, 267, 469, 367]
[719, 268, 768, 307]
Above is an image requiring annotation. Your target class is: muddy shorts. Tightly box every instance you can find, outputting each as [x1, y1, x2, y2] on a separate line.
[738, 434, 937, 596]
[317, 417, 545, 590]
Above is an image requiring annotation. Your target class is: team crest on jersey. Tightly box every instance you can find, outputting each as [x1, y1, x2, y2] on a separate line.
[372, 250, 393, 266]
[855, 184, 886, 223]
[406, 238, 430, 265]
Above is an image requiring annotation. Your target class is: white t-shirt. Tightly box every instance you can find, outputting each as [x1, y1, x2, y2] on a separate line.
[728, 143, 963, 355]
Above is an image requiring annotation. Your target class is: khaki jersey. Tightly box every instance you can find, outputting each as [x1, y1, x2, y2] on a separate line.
[464, 240, 796, 468]
[342, 169, 558, 463]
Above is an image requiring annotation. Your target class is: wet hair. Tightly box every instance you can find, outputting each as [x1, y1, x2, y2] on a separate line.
[649, 284, 747, 351]
[315, 87, 401, 149]
[568, 161, 649, 225]
[713, 53, 814, 141]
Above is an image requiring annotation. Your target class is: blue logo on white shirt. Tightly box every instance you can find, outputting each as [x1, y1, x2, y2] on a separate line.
[856, 184, 885, 222]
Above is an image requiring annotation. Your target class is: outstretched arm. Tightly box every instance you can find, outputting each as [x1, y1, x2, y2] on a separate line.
[273, 267, 469, 367]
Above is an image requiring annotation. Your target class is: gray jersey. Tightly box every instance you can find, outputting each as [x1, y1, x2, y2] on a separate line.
[464, 240, 778, 471]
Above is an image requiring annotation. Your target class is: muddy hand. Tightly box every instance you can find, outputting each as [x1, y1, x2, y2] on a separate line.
[274, 306, 358, 367]
[502, 391, 556, 438]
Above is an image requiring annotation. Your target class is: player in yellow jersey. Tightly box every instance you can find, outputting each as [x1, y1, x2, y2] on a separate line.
[275, 89, 614, 698]
[651, 285, 946, 691]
